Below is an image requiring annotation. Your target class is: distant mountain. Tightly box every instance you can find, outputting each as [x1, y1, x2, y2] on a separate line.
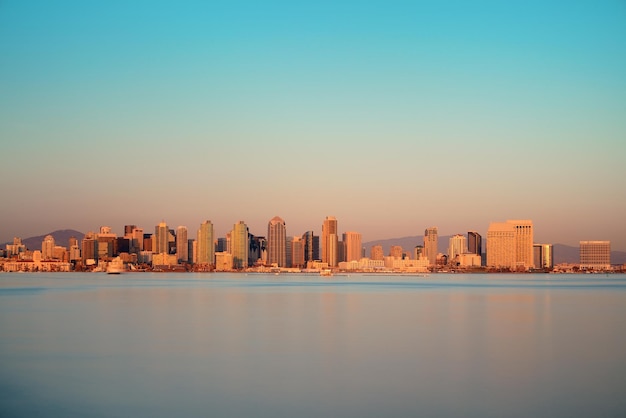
[2, 229, 85, 251]
[363, 236, 626, 265]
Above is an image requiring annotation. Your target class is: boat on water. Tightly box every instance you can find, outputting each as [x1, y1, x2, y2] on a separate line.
[320, 269, 333, 277]
[106, 257, 125, 274]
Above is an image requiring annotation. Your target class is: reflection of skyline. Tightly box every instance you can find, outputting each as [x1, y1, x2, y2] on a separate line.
[3, 274, 626, 417]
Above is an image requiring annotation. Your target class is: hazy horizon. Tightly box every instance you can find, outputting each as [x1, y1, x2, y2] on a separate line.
[1, 1, 625, 249]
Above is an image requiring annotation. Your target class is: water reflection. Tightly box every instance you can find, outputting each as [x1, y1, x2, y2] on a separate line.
[0, 273, 625, 417]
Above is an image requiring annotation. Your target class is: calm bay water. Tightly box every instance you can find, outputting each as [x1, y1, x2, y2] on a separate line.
[1, 272, 625, 417]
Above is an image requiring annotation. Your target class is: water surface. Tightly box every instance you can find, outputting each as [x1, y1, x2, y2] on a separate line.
[1, 273, 625, 417]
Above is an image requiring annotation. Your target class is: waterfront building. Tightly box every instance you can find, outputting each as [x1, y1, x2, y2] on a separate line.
[197, 221, 214, 266]
[486, 222, 515, 269]
[468, 231, 482, 256]
[267, 216, 287, 267]
[322, 216, 338, 267]
[370, 245, 384, 261]
[510, 220, 534, 269]
[215, 252, 233, 271]
[424, 227, 438, 266]
[343, 232, 362, 263]
[487, 220, 534, 270]
[231, 221, 249, 269]
[41, 235, 55, 260]
[176, 226, 188, 263]
[533, 244, 554, 270]
[580, 241, 610, 270]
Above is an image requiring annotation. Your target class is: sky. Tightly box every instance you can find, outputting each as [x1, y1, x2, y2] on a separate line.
[1, 0, 625, 249]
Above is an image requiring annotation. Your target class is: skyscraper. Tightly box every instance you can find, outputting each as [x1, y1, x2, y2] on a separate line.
[176, 226, 188, 263]
[510, 220, 534, 269]
[424, 227, 438, 266]
[486, 222, 516, 269]
[231, 221, 249, 269]
[468, 231, 482, 256]
[41, 234, 55, 260]
[580, 241, 610, 270]
[487, 220, 534, 270]
[267, 216, 287, 267]
[343, 231, 362, 263]
[154, 222, 169, 255]
[197, 221, 214, 266]
[291, 236, 305, 268]
[322, 216, 338, 267]
[302, 231, 319, 262]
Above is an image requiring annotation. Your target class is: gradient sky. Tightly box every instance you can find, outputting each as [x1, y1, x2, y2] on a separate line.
[1, 1, 625, 249]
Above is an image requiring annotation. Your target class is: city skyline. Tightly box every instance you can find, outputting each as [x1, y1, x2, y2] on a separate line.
[1, 1, 625, 250]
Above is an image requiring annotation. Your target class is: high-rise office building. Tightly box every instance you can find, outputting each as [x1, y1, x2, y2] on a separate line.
[81, 232, 98, 263]
[533, 244, 554, 270]
[448, 234, 467, 260]
[197, 221, 214, 266]
[154, 222, 169, 255]
[343, 232, 362, 263]
[424, 227, 438, 266]
[231, 221, 249, 269]
[580, 241, 610, 270]
[291, 236, 305, 268]
[486, 222, 515, 268]
[302, 231, 319, 262]
[41, 235, 55, 260]
[468, 231, 482, 256]
[176, 226, 188, 263]
[487, 220, 534, 270]
[510, 220, 534, 269]
[371, 245, 384, 261]
[267, 216, 287, 267]
[322, 216, 338, 267]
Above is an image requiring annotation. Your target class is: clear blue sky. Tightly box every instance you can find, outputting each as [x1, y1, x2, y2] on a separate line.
[1, 0, 625, 249]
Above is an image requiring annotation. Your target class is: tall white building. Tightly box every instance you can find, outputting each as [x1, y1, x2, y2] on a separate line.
[267, 216, 287, 267]
[197, 221, 214, 266]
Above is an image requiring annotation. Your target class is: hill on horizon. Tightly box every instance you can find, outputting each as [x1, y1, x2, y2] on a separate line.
[2, 229, 85, 252]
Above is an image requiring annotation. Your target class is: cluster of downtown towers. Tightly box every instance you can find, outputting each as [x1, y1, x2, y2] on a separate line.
[79, 217, 549, 271]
